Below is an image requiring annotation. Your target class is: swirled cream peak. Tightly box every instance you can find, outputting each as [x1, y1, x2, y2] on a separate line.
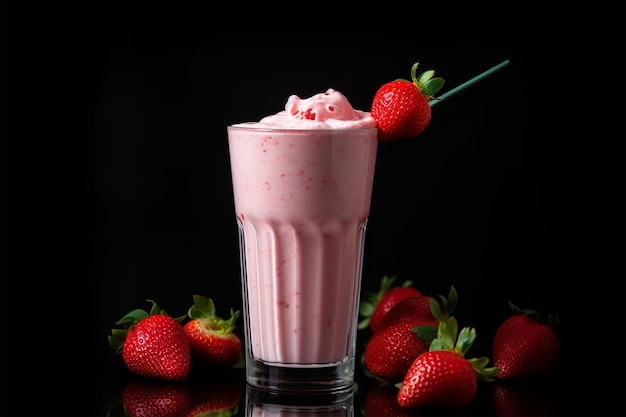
[233, 89, 376, 129]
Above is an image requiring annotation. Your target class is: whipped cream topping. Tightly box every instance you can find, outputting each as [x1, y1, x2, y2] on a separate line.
[232, 89, 376, 130]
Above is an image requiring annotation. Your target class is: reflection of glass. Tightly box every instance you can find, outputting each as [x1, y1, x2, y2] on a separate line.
[228, 126, 378, 393]
[246, 385, 354, 417]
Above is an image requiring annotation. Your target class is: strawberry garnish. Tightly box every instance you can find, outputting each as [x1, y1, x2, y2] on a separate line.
[371, 62, 444, 141]
[183, 294, 244, 369]
[108, 299, 191, 382]
[492, 301, 561, 380]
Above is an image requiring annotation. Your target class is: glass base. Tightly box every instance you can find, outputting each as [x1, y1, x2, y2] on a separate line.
[246, 356, 356, 395]
[246, 384, 354, 415]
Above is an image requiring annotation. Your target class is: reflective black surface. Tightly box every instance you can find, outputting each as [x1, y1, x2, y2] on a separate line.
[29, 340, 624, 417]
[2, 1, 624, 416]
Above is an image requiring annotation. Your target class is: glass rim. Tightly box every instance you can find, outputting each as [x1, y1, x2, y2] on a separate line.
[227, 125, 378, 133]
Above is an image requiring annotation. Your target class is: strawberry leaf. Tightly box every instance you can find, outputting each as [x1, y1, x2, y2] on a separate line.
[417, 69, 435, 85]
[358, 302, 376, 319]
[108, 329, 128, 353]
[429, 297, 443, 320]
[430, 285, 457, 322]
[444, 285, 458, 315]
[468, 356, 500, 382]
[146, 299, 165, 315]
[455, 326, 476, 355]
[187, 294, 240, 334]
[188, 294, 217, 320]
[413, 324, 438, 343]
[410, 62, 445, 100]
[115, 309, 149, 326]
[430, 316, 458, 351]
[422, 78, 445, 100]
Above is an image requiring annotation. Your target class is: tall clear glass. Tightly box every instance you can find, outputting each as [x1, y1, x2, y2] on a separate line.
[227, 126, 378, 393]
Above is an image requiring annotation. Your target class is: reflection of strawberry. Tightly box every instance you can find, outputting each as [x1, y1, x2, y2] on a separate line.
[183, 295, 244, 368]
[109, 299, 191, 382]
[364, 384, 415, 417]
[186, 375, 243, 417]
[371, 62, 444, 141]
[492, 380, 559, 416]
[358, 276, 423, 333]
[492, 301, 560, 380]
[122, 379, 191, 417]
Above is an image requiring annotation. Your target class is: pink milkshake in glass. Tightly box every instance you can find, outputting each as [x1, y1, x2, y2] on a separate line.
[228, 89, 378, 393]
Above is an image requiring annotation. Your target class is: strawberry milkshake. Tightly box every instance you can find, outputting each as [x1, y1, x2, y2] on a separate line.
[228, 89, 378, 393]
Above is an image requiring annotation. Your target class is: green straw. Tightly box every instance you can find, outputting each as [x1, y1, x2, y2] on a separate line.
[430, 59, 511, 108]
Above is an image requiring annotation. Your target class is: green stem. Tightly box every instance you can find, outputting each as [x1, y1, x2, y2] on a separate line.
[430, 59, 511, 108]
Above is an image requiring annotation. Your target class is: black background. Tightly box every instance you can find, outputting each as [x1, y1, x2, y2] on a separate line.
[1, 1, 625, 416]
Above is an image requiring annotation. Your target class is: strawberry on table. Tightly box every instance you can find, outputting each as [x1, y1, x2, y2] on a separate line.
[358, 275, 423, 333]
[399, 349, 478, 411]
[492, 301, 561, 380]
[376, 294, 435, 332]
[364, 313, 436, 383]
[397, 315, 499, 410]
[108, 299, 191, 382]
[183, 294, 244, 369]
[371, 62, 444, 141]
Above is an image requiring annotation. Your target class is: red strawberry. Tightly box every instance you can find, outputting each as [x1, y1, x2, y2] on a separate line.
[109, 299, 191, 382]
[492, 301, 560, 380]
[364, 317, 436, 383]
[362, 286, 460, 382]
[371, 62, 444, 141]
[377, 295, 434, 332]
[398, 349, 477, 410]
[359, 275, 423, 333]
[397, 316, 499, 410]
[183, 294, 244, 368]
[122, 379, 191, 417]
